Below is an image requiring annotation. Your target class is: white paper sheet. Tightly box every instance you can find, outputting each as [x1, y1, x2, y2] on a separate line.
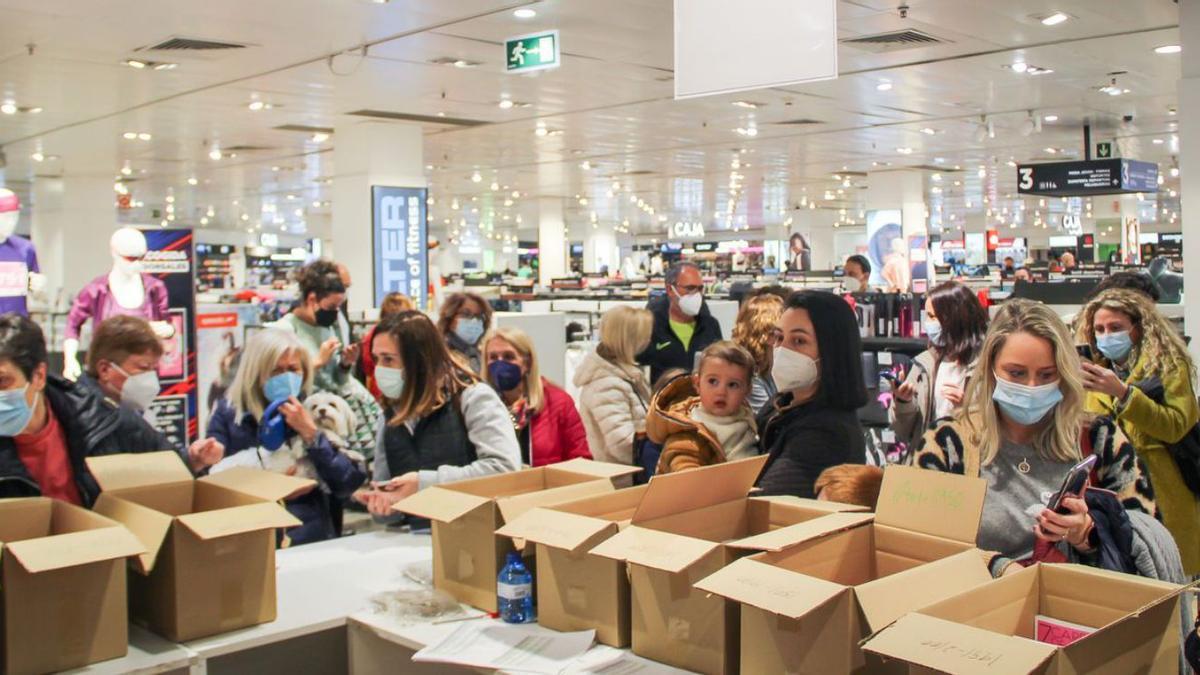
[561, 645, 698, 674]
[412, 621, 594, 673]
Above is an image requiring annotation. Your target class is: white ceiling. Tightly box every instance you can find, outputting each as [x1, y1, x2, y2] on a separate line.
[0, 0, 1184, 245]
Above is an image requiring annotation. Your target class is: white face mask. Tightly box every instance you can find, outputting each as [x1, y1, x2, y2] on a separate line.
[113, 364, 160, 410]
[113, 256, 141, 276]
[375, 365, 405, 400]
[675, 288, 703, 317]
[771, 346, 820, 393]
[843, 275, 863, 293]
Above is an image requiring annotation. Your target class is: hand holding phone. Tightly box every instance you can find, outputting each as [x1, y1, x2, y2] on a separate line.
[1075, 344, 1094, 362]
[1046, 455, 1097, 515]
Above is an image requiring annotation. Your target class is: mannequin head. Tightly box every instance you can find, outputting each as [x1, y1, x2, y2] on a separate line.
[110, 227, 148, 276]
[0, 189, 20, 241]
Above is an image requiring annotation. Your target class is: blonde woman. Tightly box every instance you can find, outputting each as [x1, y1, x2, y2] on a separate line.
[1077, 288, 1200, 574]
[207, 328, 366, 545]
[573, 305, 653, 464]
[481, 326, 591, 466]
[732, 293, 784, 413]
[913, 300, 1155, 577]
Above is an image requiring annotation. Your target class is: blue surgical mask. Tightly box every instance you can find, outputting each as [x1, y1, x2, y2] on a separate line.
[263, 371, 303, 403]
[455, 317, 485, 345]
[488, 360, 524, 392]
[924, 319, 943, 346]
[992, 374, 1063, 426]
[0, 386, 35, 437]
[376, 366, 405, 400]
[1096, 331, 1134, 362]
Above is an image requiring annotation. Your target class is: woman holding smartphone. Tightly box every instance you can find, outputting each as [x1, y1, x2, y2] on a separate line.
[1077, 288, 1200, 575]
[912, 300, 1156, 577]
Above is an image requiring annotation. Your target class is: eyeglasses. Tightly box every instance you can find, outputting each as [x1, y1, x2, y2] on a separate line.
[675, 284, 704, 294]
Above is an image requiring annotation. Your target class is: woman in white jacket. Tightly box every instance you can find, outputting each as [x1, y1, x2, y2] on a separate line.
[573, 306, 653, 464]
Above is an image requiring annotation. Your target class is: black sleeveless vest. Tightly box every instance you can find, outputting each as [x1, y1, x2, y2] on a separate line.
[383, 396, 478, 478]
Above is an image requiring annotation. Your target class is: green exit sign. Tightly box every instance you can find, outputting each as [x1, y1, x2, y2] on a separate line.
[1096, 141, 1113, 158]
[506, 30, 559, 73]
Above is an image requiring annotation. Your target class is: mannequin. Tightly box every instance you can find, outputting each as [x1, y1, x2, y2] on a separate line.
[63, 227, 173, 380]
[0, 188, 46, 316]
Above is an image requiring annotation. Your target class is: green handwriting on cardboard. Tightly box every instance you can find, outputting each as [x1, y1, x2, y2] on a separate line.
[889, 480, 965, 511]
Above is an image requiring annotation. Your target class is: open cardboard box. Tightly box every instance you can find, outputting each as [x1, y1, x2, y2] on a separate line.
[0, 497, 145, 675]
[863, 563, 1188, 675]
[696, 464, 992, 674]
[589, 456, 871, 675]
[496, 484, 648, 647]
[86, 450, 315, 642]
[394, 458, 642, 612]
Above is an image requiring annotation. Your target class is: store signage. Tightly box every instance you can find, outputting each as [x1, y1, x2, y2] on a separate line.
[260, 233, 279, 248]
[506, 31, 560, 73]
[674, 0, 837, 99]
[670, 221, 706, 239]
[372, 186, 429, 309]
[693, 242, 717, 252]
[1016, 159, 1159, 197]
[1061, 213, 1082, 235]
[141, 228, 197, 446]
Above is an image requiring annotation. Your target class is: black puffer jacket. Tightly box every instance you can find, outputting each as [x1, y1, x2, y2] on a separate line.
[755, 392, 866, 499]
[0, 374, 174, 506]
[637, 293, 723, 384]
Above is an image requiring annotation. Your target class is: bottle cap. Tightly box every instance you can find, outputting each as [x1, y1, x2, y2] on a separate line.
[505, 551, 522, 564]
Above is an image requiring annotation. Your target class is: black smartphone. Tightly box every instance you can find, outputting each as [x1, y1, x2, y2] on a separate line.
[1046, 455, 1098, 514]
[879, 372, 900, 384]
[1075, 344, 1094, 362]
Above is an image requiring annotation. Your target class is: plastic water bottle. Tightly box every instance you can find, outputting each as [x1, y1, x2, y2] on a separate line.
[497, 551, 535, 623]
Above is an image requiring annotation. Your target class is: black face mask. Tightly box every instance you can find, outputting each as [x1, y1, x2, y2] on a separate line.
[314, 307, 340, 328]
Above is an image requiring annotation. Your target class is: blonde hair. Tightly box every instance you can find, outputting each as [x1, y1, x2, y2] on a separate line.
[480, 326, 546, 413]
[696, 340, 754, 385]
[596, 306, 652, 366]
[962, 299, 1087, 466]
[732, 294, 784, 377]
[1076, 288, 1194, 380]
[227, 328, 313, 420]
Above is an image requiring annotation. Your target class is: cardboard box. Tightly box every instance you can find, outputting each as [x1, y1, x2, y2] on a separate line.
[394, 458, 642, 612]
[863, 563, 1188, 674]
[589, 457, 871, 675]
[496, 484, 647, 647]
[0, 497, 145, 675]
[86, 451, 314, 642]
[696, 464, 992, 674]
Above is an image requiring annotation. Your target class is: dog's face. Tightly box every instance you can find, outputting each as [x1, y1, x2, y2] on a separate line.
[304, 392, 357, 439]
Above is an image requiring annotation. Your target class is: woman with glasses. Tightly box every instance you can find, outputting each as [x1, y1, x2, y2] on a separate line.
[437, 292, 493, 373]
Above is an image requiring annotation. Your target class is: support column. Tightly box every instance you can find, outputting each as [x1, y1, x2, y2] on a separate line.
[537, 198, 566, 286]
[1180, 0, 1200, 357]
[332, 121, 424, 312]
[583, 220, 618, 275]
[30, 124, 118, 310]
[867, 171, 928, 288]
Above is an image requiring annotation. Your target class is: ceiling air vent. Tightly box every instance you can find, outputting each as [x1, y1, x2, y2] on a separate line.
[773, 118, 824, 125]
[141, 37, 250, 52]
[346, 110, 487, 127]
[223, 145, 276, 152]
[622, 170, 656, 176]
[274, 124, 335, 134]
[841, 30, 948, 53]
[908, 164, 960, 172]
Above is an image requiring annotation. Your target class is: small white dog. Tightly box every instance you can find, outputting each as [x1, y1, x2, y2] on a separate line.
[257, 392, 365, 480]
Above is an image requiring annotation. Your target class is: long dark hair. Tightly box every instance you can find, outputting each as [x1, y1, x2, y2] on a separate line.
[783, 290, 867, 410]
[377, 310, 478, 424]
[928, 281, 987, 365]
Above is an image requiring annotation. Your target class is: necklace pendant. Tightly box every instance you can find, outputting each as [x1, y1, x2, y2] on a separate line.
[1018, 458, 1031, 474]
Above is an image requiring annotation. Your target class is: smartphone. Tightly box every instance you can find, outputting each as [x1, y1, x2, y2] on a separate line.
[1046, 455, 1098, 514]
[1075, 344, 1094, 362]
[879, 372, 900, 385]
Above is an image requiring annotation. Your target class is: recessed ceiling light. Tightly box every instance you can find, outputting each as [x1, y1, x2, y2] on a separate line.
[876, 81, 893, 91]
[1044, 147, 1058, 154]
[153, 62, 177, 71]
[124, 59, 147, 69]
[123, 132, 138, 140]
[498, 98, 514, 110]
[471, 171, 482, 183]
[0, 103, 16, 115]
[311, 132, 330, 143]
[452, 59, 479, 69]
[920, 127, 937, 135]
[138, 133, 152, 141]
[1153, 138, 1165, 144]
[1039, 11, 1070, 26]
[248, 100, 266, 111]
[1155, 45, 1182, 55]
[1010, 62, 1029, 74]
[513, 8, 536, 19]
[30, 152, 44, 162]
[187, 177, 198, 186]
[24, 107, 41, 114]
[731, 100, 764, 109]
[209, 149, 222, 161]
[896, 147, 914, 155]
[1042, 114, 1059, 122]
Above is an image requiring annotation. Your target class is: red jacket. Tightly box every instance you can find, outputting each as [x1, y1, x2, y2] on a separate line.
[529, 380, 592, 466]
[359, 325, 383, 401]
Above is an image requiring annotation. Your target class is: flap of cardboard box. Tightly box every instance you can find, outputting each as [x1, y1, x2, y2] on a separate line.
[750, 495, 871, 513]
[589, 524, 721, 573]
[200, 467, 317, 502]
[86, 450, 193, 492]
[176, 501, 301, 540]
[548, 458, 643, 480]
[393, 486, 493, 523]
[854, 549, 992, 631]
[495, 480, 614, 525]
[632, 456, 768, 524]
[726, 511, 875, 552]
[4, 526, 145, 574]
[92, 493, 175, 574]
[874, 464, 986, 545]
[496, 507, 618, 553]
[695, 557, 847, 619]
[862, 612, 1056, 674]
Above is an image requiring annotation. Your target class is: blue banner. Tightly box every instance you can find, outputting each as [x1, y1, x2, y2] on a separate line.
[371, 186, 429, 309]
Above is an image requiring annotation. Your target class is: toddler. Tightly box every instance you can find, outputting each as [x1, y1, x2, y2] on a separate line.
[647, 341, 759, 473]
